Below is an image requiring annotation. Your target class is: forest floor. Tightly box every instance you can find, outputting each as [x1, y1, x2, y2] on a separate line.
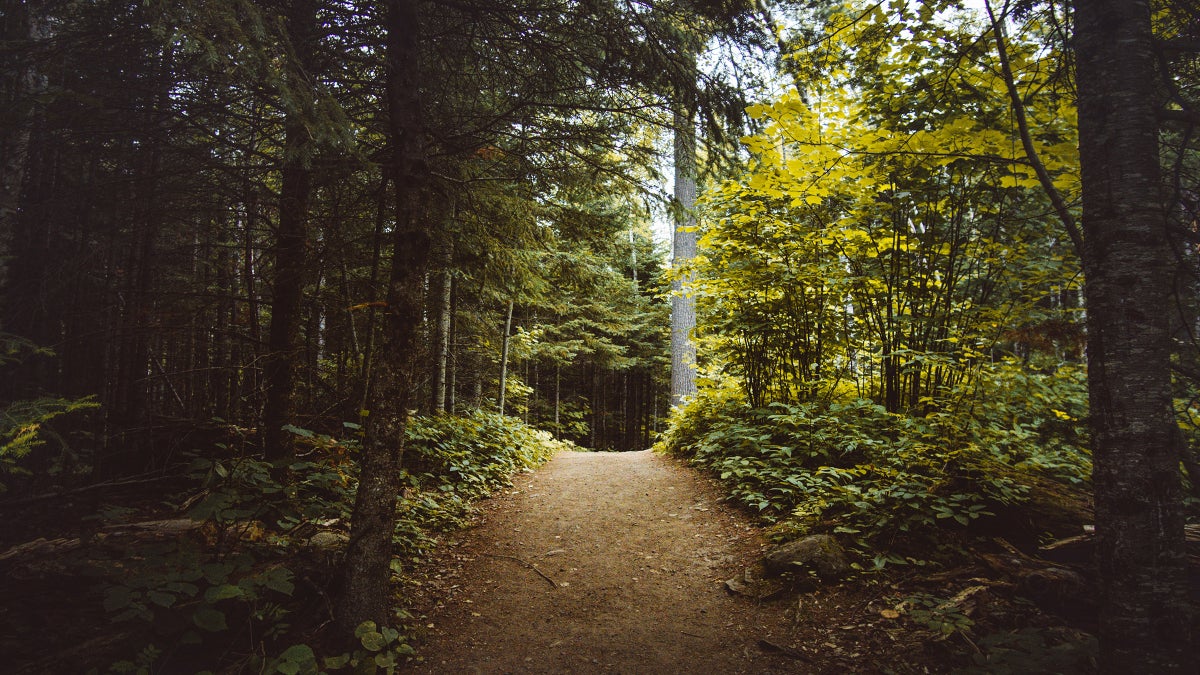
[0, 447, 1105, 673]
[400, 450, 987, 674]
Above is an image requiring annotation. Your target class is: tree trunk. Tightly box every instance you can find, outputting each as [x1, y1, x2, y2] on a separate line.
[448, 279, 458, 414]
[1074, 1, 1195, 670]
[498, 299, 514, 416]
[336, 0, 430, 635]
[241, 194, 263, 421]
[0, 0, 47, 288]
[263, 0, 318, 460]
[359, 175, 389, 415]
[430, 234, 453, 413]
[670, 55, 698, 408]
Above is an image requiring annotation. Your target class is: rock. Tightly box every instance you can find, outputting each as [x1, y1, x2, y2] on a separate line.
[724, 576, 752, 595]
[762, 534, 849, 579]
[724, 561, 786, 599]
[308, 530, 349, 550]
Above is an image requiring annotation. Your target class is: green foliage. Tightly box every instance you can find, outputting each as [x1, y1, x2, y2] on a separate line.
[407, 410, 565, 498]
[0, 331, 54, 366]
[896, 592, 974, 638]
[0, 332, 101, 491]
[400, 410, 574, 543]
[95, 410, 569, 672]
[696, 2, 1081, 412]
[0, 396, 99, 490]
[658, 358, 1090, 561]
[338, 621, 415, 672]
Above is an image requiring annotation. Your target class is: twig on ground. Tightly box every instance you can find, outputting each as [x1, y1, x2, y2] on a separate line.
[482, 552, 559, 589]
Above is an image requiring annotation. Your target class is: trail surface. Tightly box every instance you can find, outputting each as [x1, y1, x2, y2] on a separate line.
[407, 450, 806, 674]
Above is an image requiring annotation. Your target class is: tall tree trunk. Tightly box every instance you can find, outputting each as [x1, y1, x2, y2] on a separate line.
[359, 175, 389, 415]
[430, 233, 453, 413]
[670, 55, 698, 407]
[498, 299, 514, 415]
[241, 194, 263, 422]
[263, 0, 318, 460]
[1, 0, 55, 399]
[448, 279, 458, 414]
[1074, 1, 1194, 670]
[336, 0, 430, 635]
[0, 0, 47, 289]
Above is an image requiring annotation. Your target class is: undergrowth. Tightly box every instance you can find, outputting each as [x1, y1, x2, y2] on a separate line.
[657, 358, 1093, 566]
[87, 410, 572, 674]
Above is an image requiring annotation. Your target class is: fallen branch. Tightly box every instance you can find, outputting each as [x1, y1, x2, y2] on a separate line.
[482, 552, 558, 589]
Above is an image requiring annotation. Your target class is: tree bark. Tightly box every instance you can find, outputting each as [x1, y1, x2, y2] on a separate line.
[670, 55, 698, 408]
[263, 0, 318, 461]
[498, 299, 514, 415]
[430, 233, 453, 413]
[1074, 1, 1195, 670]
[0, 0, 47, 286]
[448, 278, 458, 414]
[336, 0, 430, 635]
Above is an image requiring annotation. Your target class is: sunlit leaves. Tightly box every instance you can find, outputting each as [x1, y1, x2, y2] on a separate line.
[694, 1, 1081, 410]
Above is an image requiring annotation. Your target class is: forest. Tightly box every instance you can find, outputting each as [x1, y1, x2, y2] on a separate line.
[0, 0, 1196, 672]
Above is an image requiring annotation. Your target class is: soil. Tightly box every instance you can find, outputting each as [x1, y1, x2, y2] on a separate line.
[401, 450, 941, 674]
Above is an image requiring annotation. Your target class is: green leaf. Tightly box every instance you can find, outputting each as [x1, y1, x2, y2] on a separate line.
[260, 569, 296, 595]
[146, 591, 176, 608]
[193, 607, 228, 632]
[205, 584, 243, 602]
[323, 654, 352, 669]
[275, 644, 316, 675]
[282, 424, 314, 438]
[360, 630, 387, 652]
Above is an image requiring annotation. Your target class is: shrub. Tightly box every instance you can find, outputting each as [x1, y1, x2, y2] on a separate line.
[658, 358, 1091, 562]
[96, 409, 572, 673]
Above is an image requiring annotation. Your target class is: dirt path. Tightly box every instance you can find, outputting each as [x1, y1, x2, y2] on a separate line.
[406, 450, 808, 674]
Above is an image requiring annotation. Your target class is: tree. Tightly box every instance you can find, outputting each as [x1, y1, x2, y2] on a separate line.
[1073, 0, 1194, 669]
[263, 0, 321, 461]
[336, 0, 429, 634]
[671, 53, 700, 407]
[699, 2, 1081, 410]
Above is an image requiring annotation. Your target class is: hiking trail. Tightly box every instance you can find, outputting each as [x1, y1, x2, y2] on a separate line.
[406, 449, 810, 673]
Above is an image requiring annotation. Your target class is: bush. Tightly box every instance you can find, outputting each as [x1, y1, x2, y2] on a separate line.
[657, 358, 1091, 563]
[96, 409, 572, 673]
